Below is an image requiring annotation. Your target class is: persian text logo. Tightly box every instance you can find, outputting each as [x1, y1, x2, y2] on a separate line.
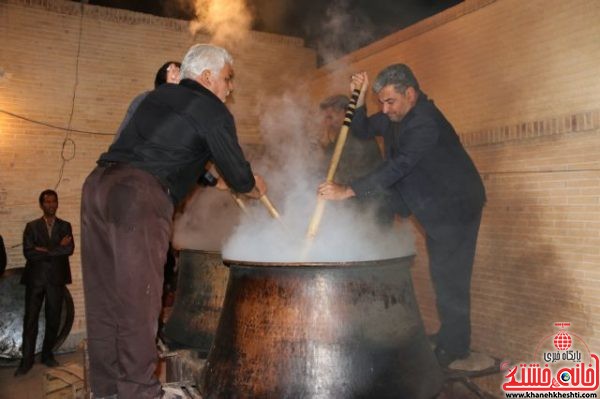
[502, 322, 599, 393]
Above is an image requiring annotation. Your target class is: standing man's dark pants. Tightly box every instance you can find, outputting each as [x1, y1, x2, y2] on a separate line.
[81, 164, 173, 399]
[426, 212, 482, 358]
[21, 284, 64, 367]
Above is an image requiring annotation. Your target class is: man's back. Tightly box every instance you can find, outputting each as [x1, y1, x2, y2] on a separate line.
[102, 79, 254, 204]
[386, 94, 485, 235]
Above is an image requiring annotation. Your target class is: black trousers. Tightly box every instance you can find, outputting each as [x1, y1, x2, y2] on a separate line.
[21, 283, 65, 366]
[81, 164, 173, 399]
[426, 212, 482, 356]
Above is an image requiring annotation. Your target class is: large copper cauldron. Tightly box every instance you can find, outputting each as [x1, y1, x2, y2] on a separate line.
[163, 250, 228, 356]
[202, 256, 443, 399]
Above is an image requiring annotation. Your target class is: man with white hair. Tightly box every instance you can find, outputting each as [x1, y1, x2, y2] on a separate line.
[81, 44, 266, 399]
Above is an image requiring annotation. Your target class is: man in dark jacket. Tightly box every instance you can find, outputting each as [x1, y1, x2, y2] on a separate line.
[81, 44, 266, 399]
[15, 189, 73, 376]
[319, 64, 486, 367]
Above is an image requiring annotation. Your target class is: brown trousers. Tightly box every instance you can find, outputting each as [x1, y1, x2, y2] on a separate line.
[81, 164, 173, 399]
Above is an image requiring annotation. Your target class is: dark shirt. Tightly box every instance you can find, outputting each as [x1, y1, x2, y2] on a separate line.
[113, 91, 148, 143]
[349, 92, 486, 237]
[22, 218, 74, 286]
[100, 79, 255, 204]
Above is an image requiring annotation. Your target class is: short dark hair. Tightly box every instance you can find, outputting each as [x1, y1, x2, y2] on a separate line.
[154, 61, 181, 88]
[39, 189, 58, 205]
[320, 94, 349, 111]
[373, 63, 420, 94]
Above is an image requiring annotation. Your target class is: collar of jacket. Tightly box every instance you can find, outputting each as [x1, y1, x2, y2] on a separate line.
[179, 78, 223, 104]
[397, 90, 429, 125]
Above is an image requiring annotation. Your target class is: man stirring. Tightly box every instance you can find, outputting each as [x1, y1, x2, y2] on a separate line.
[318, 64, 485, 368]
[81, 44, 266, 398]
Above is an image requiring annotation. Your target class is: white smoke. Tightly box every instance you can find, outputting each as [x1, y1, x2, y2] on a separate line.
[311, 0, 377, 65]
[188, 0, 253, 45]
[222, 90, 414, 262]
[172, 184, 243, 251]
[162, 0, 254, 45]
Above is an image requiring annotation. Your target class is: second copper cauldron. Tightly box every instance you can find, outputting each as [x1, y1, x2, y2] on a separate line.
[163, 250, 228, 355]
[202, 256, 443, 399]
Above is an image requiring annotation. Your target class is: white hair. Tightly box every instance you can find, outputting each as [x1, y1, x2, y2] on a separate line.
[180, 44, 233, 80]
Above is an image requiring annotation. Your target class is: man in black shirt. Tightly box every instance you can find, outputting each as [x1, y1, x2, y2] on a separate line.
[319, 65, 485, 368]
[81, 44, 266, 399]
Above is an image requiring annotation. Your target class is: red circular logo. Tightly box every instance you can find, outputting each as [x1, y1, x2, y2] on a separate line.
[553, 331, 572, 350]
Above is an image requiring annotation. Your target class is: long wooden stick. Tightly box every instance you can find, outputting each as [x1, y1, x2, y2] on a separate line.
[259, 195, 282, 220]
[305, 88, 361, 239]
[232, 191, 285, 227]
[260, 194, 289, 233]
[230, 192, 249, 215]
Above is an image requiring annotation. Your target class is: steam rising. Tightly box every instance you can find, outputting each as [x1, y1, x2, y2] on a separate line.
[221, 90, 415, 262]
[172, 185, 242, 251]
[188, 0, 253, 45]
[311, 0, 376, 65]
[167, 1, 414, 262]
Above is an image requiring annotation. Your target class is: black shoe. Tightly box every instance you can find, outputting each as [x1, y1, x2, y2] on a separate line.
[14, 363, 32, 377]
[434, 345, 469, 368]
[42, 357, 60, 368]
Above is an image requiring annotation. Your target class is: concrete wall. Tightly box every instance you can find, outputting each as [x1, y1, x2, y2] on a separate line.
[308, 0, 600, 382]
[0, 0, 315, 339]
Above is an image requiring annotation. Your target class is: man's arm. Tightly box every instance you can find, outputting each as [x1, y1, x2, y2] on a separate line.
[350, 107, 388, 140]
[351, 118, 439, 196]
[22, 222, 49, 261]
[47, 221, 74, 257]
[347, 72, 388, 141]
[321, 117, 439, 201]
[207, 115, 266, 199]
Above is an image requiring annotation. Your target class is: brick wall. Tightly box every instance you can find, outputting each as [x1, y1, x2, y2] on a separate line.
[308, 0, 600, 385]
[0, 0, 315, 338]
[2, 0, 599, 391]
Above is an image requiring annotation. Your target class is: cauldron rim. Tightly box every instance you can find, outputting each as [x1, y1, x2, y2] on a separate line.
[222, 255, 415, 268]
[178, 248, 220, 255]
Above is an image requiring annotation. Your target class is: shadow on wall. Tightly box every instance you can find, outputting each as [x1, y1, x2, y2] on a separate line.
[472, 176, 590, 361]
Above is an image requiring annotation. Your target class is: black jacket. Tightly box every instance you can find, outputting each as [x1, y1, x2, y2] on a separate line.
[100, 79, 255, 204]
[350, 92, 486, 240]
[22, 218, 74, 286]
